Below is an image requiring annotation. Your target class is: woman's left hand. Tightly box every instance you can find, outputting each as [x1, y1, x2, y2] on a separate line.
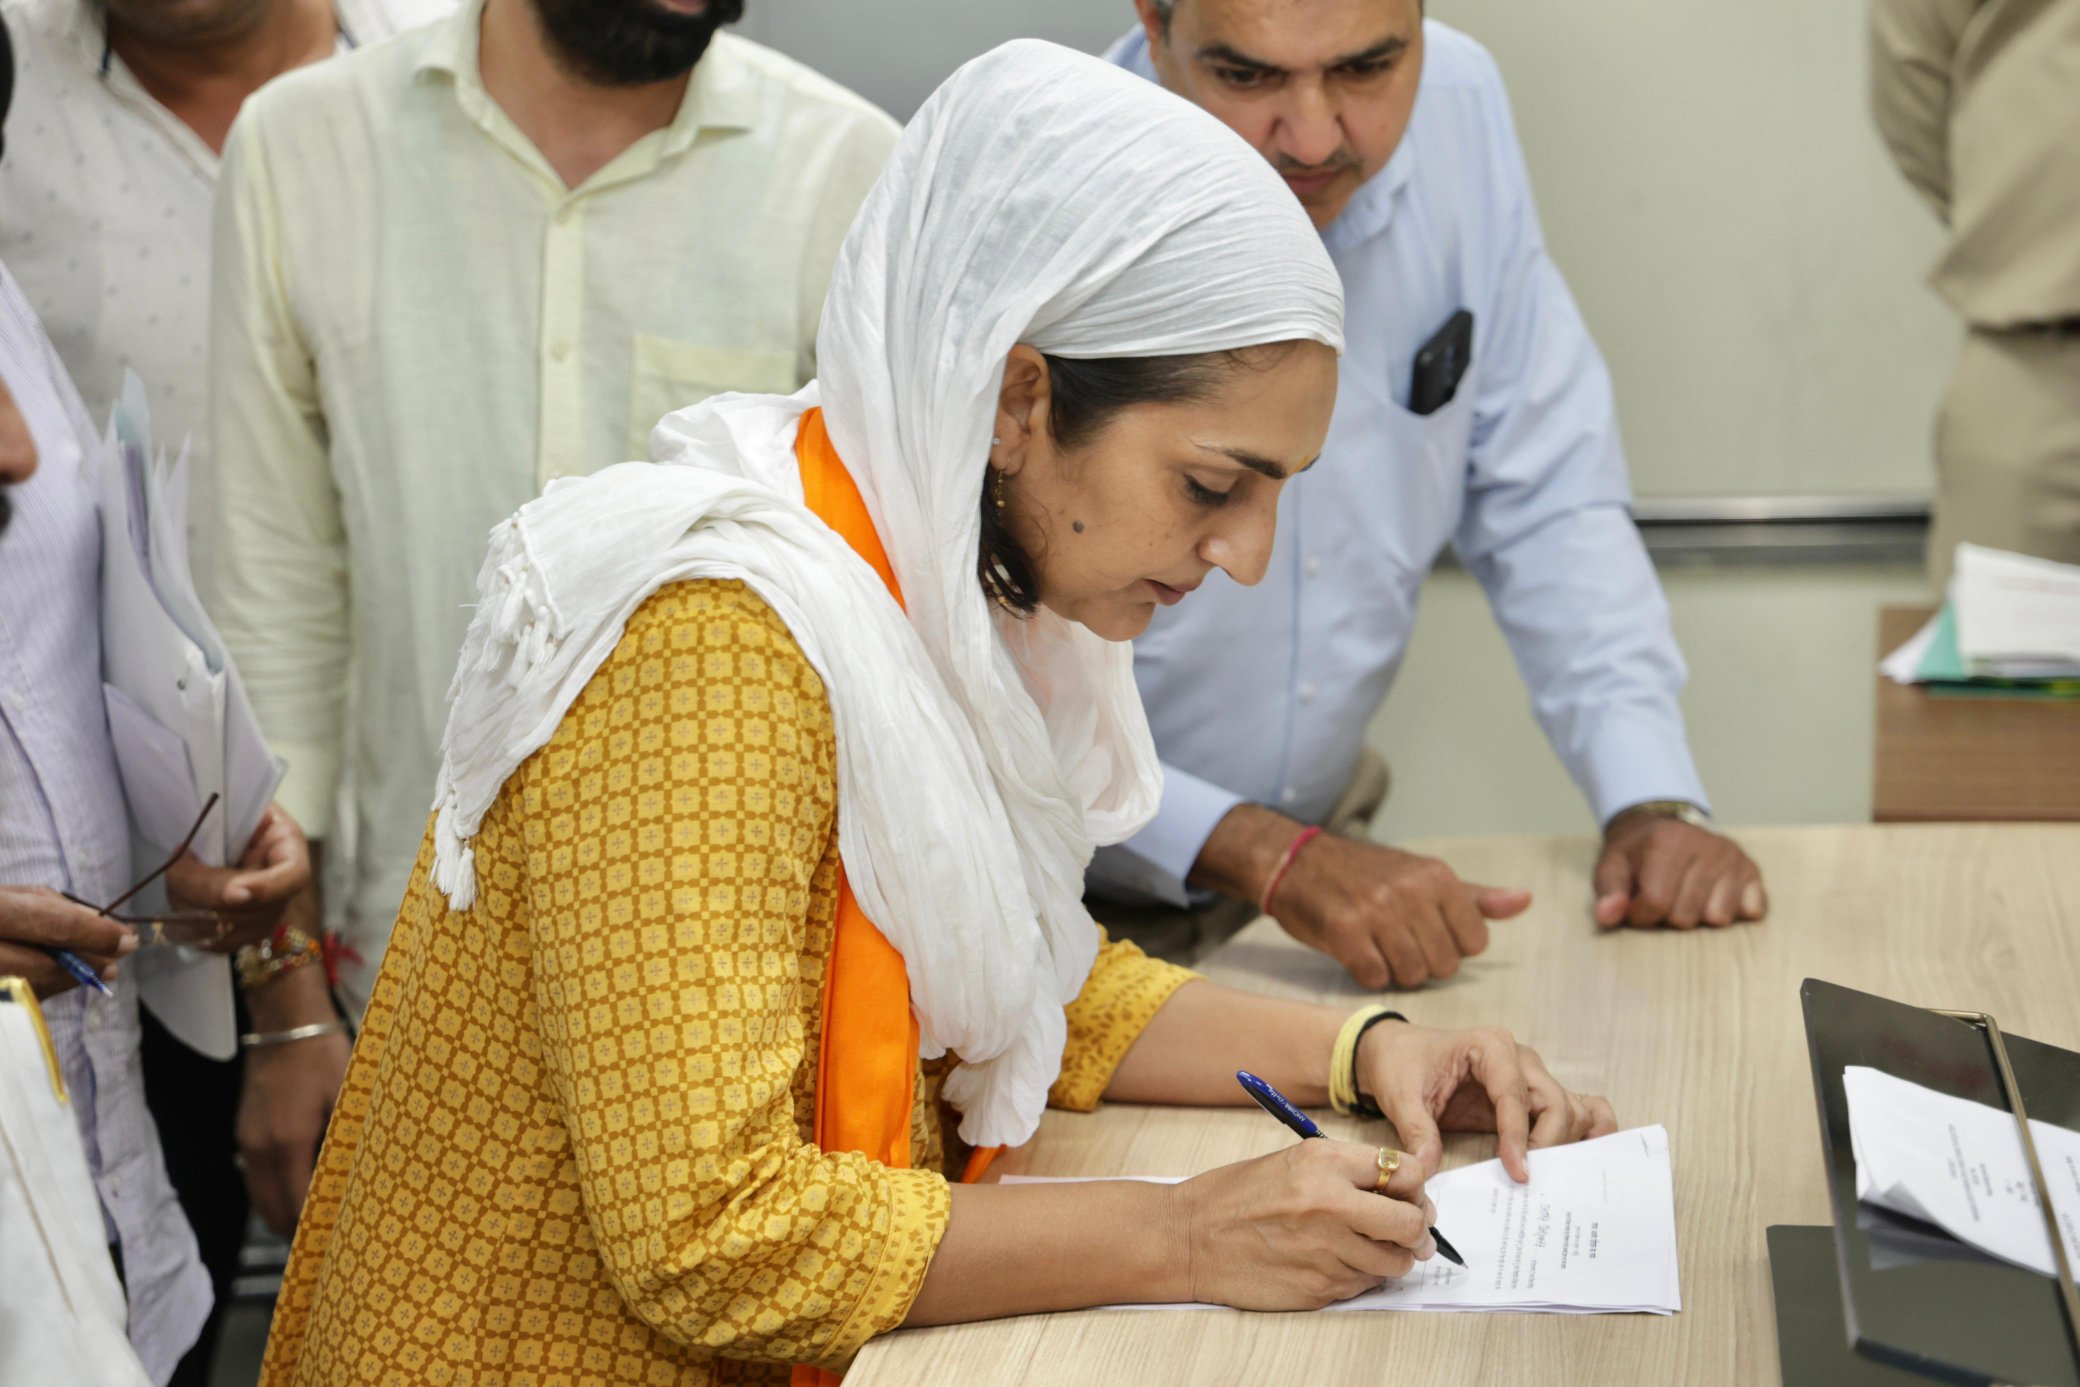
[1354, 1022, 1617, 1182]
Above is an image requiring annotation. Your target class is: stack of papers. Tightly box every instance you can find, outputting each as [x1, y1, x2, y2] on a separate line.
[97, 373, 285, 1059]
[98, 372, 284, 867]
[1844, 1066, 2080, 1278]
[1882, 545, 2080, 698]
[1006, 1125, 1682, 1316]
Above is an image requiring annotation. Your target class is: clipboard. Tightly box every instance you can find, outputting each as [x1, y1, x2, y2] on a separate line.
[1773, 979, 2080, 1387]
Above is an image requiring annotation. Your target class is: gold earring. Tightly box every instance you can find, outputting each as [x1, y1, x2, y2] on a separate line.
[991, 469, 1006, 512]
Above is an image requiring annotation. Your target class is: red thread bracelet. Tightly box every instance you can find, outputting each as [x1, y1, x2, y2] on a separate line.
[1258, 825, 1324, 915]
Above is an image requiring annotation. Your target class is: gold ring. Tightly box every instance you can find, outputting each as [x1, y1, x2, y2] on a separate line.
[1374, 1146, 1403, 1194]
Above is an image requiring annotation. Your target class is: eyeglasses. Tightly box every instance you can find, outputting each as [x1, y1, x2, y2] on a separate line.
[62, 794, 234, 948]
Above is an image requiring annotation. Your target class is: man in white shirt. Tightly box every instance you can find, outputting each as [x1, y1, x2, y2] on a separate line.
[0, 0, 447, 585]
[0, 3, 437, 1377]
[205, 0, 899, 1023]
[1093, 0, 1767, 988]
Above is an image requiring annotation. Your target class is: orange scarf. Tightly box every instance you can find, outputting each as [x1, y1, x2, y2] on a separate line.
[790, 408, 998, 1387]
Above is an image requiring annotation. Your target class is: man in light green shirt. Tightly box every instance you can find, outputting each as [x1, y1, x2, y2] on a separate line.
[206, 0, 899, 1017]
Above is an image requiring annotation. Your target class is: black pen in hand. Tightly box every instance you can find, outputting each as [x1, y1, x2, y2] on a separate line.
[1236, 1069, 1467, 1268]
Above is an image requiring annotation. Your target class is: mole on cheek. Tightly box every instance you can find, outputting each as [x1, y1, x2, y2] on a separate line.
[1072, 520, 1086, 534]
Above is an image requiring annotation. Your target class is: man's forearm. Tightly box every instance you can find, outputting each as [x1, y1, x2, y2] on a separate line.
[1188, 802, 1307, 902]
[243, 839, 334, 1032]
[243, 948, 338, 1031]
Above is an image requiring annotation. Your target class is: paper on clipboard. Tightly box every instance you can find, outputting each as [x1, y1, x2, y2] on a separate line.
[1846, 1065, 2080, 1279]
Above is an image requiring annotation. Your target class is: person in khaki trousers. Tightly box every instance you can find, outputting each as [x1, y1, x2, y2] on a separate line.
[1869, 0, 2080, 588]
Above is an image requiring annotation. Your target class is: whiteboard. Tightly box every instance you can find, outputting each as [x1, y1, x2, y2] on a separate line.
[740, 1, 1958, 500]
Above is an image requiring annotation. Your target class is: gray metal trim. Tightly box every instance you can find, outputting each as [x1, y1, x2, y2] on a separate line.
[1633, 495, 1928, 566]
[1631, 495, 1929, 526]
[1431, 495, 1932, 569]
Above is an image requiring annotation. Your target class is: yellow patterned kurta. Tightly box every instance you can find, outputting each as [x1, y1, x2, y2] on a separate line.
[260, 580, 1196, 1385]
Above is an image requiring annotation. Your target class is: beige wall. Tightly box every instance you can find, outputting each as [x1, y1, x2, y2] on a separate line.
[1367, 564, 1932, 841]
[1429, 0, 1954, 501]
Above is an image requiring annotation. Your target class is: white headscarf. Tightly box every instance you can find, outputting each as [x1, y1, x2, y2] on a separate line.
[429, 39, 1344, 1147]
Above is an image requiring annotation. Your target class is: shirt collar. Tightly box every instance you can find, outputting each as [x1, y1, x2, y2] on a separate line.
[414, 0, 759, 161]
[1321, 128, 1417, 255]
[44, 0, 108, 72]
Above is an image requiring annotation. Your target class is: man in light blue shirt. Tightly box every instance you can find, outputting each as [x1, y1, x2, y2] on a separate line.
[1093, 0, 1768, 988]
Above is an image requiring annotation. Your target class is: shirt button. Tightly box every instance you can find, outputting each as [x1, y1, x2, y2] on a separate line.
[551, 341, 571, 363]
[555, 204, 575, 226]
[1298, 682, 1318, 704]
[1280, 787, 1298, 805]
[1304, 556, 1323, 578]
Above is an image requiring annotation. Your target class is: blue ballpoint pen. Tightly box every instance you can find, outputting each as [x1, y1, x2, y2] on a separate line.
[1236, 1069, 1466, 1268]
[45, 946, 113, 998]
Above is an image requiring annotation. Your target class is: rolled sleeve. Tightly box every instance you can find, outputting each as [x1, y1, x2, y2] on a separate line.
[1868, 0, 1973, 219]
[1048, 931, 1199, 1112]
[1086, 762, 1243, 907]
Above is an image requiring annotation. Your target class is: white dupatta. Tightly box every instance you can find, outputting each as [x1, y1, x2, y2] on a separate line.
[429, 40, 1344, 1147]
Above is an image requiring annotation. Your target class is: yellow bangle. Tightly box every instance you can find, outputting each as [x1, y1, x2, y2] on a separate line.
[1329, 1005, 1402, 1116]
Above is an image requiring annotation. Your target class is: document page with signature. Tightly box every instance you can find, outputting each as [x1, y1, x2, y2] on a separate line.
[1002, 1124, 1682, 1315]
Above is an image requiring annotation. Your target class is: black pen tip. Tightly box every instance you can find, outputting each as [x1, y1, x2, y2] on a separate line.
[1432, 1229, 1466, 1268]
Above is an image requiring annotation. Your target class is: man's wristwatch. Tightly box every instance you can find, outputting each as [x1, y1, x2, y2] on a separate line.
[1606, 799, 1714, 834]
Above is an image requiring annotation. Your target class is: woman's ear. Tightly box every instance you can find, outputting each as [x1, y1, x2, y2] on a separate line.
[993, 345, 1052, 477]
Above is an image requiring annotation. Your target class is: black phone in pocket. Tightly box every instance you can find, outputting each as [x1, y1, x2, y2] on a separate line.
[1408, 309, 1474, 417]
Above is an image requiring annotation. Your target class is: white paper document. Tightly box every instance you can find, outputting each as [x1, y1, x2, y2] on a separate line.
[1845, 1066, 2080, 1279]
[1953, 543, 2080, 674]
[97, 373, 286, 1059]
[1005, 1125, 1681, 1316]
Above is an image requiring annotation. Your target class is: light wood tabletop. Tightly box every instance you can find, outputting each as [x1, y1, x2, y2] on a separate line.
[847, 824, 2080, 1387]
[1873, 605, 2080, 822]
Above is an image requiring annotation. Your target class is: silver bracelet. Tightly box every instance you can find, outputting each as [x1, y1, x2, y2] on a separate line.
[239, 1019, 349, 1049]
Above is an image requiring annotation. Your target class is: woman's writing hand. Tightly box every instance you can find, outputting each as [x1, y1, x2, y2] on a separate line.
[1173, 1137, 1435, 1310]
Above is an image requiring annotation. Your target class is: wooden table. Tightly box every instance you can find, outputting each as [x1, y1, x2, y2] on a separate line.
[848, 825, 2080, 1387]
[1873, 605, 2080, 821]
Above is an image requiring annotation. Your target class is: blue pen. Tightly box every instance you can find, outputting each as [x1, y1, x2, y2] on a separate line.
[1236, 1069, 1466, 1268]
[46, 947, 113, 998]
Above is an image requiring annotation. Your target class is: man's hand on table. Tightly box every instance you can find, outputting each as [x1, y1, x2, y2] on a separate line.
[1193, 804, 1530, 990]
[1592, 806, 1767, 930]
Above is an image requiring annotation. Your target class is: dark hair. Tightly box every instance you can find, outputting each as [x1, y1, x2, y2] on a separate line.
[978, 347, 1284, 615]
[1, 13, 14, 165]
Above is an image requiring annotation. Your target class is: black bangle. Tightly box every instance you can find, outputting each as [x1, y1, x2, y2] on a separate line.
[1348, 1009, 1407, 1118]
